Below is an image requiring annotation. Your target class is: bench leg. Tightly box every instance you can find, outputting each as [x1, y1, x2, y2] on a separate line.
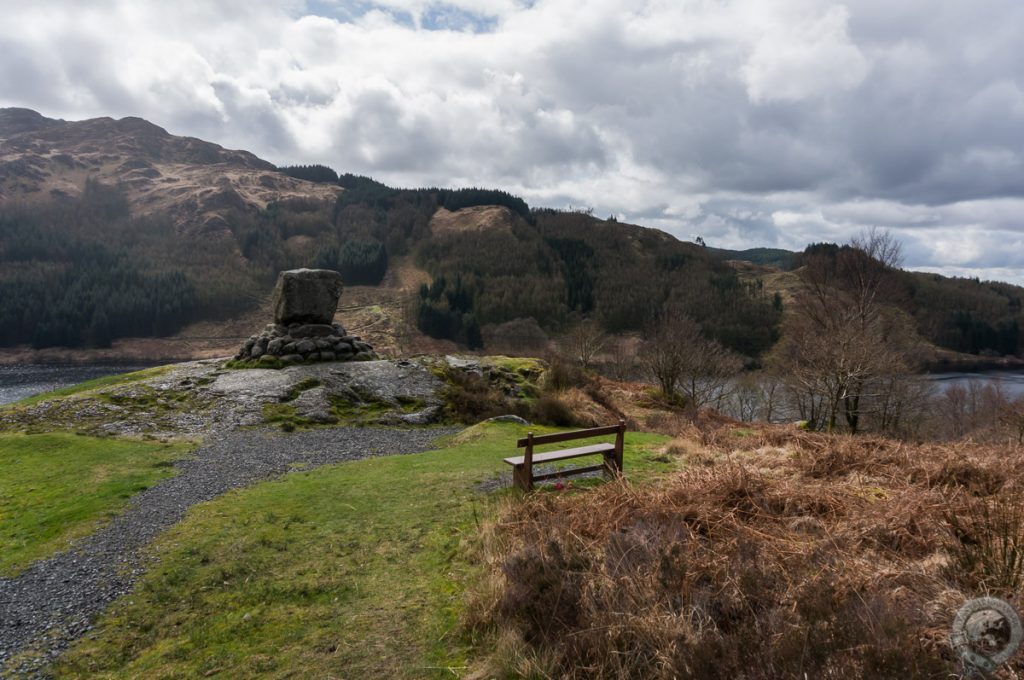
[603, 451, 622, 480]
[512, 464, 532, 491]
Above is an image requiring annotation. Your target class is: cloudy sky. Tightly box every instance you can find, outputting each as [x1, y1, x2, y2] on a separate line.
[2, 0, 1023, 282]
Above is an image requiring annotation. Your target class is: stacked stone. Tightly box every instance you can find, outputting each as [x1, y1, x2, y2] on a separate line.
[233, 268, 378, 365]
[236, 323, 376, 364]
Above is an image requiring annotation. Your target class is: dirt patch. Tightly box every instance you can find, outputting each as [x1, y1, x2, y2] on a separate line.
[429, 205, 517, 235]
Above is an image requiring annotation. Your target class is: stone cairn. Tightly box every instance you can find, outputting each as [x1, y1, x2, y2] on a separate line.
[234, 268, 378, 365]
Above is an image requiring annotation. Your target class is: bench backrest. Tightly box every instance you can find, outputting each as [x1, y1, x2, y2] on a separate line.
[517, 420, 626, 471]
[515, 423, 622, 448]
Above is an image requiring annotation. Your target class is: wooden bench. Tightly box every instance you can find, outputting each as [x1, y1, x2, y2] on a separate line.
[504, 420, 626, 491]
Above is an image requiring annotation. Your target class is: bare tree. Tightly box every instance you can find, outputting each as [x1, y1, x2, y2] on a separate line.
[726, 371, 784, 423]
[642, 314, 693, 398]
[772, 230, 918, 433]
[605, 337, 640, 382]
[727, 374, 763, 422]
[678, 337, 742, 409]
[642, 311, 741, 408]
[999, 395, 1024, 444]
[559, 319, 607, 370]
[758, 372, 783, 422]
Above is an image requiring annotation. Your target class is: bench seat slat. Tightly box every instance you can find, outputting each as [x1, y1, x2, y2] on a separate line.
[531, 464, 608, 482]
[503, 443, 615, 466]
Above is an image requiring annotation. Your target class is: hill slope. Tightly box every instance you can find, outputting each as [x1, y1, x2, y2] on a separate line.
[0, 108, 1021, 363]
[0, 108, 340, 233]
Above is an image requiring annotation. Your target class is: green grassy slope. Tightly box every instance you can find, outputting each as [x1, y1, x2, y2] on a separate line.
[54, 423, 671, 679]
[0, 432, 191, 575]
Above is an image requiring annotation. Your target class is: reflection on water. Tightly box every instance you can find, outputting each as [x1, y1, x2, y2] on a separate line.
[0, 364, 150, 406]
[926, 371, 1024, 399]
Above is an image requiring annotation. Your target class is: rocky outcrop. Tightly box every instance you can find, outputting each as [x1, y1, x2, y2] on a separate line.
[0, 358, 448, 437]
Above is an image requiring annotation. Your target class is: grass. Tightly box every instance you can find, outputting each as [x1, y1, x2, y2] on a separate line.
[10, 366, 171, 408]
[53, 423, 671, 679]
[0, 432, 192, 576]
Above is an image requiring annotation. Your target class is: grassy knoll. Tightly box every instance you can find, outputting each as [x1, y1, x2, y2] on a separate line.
[55, 423, 671, 679]
[11, 366, 171, 408]
[0, 432, 191, 576]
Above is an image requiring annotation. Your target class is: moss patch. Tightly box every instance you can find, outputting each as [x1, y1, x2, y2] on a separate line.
[282, 378, 323, 402]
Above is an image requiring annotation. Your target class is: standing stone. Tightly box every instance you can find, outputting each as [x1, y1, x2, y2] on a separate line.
[271, 269, 344, 325]
[231, 268, 377, 366]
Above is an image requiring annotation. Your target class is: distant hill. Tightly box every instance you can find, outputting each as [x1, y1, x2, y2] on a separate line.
[706, 246, 798, 270]
[0, 108, 339, 233]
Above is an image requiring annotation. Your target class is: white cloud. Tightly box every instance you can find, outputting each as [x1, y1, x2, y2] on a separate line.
[741, 4, 868, 103]
[1, 0, 1024, 283]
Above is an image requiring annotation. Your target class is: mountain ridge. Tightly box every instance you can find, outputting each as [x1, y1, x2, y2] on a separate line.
[0, 108, 340, 232]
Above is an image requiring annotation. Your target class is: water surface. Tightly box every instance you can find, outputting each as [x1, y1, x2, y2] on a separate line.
[0, 364, 151, 406]
[925, 370, 1024, 399]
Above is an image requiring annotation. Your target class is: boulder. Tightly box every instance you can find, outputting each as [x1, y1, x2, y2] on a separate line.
[271, 269, 344, 325]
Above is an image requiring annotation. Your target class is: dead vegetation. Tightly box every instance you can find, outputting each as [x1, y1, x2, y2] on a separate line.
[466, 423, 1024, 679]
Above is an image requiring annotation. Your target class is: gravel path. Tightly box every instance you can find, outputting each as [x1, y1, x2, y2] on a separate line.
[0, 425, 459, 677]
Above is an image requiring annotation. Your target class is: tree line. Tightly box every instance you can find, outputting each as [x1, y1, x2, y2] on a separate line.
[0, 201, 198, 348]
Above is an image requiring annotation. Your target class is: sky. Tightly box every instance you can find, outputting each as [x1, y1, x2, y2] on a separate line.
[1, 0, 1023, 283]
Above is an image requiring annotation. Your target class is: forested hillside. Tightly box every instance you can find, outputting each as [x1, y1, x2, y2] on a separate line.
[0, 107, 1021, 359]
[793, 244, 1024, 358]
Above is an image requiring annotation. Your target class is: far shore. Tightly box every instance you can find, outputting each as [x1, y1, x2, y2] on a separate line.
[2, 338, 1023, 376]
[0, 338, 240, 366]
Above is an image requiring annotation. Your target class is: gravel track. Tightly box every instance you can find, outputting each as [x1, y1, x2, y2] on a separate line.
[0, 425, 459, 677]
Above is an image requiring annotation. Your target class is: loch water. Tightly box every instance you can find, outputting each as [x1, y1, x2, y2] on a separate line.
[926, 370, 1024, 399]
[0, 364, 150, 406]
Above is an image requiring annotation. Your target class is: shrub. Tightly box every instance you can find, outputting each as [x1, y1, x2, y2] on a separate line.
[529, 394, 579, 427]
[440, 367, 528, 424]
[466, 425, 1019, 679]
[542, 359, 590, 392]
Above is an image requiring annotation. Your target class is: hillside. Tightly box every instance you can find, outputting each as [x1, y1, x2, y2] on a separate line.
[0, 108, 1021, 364]
[0, 108, 340, 233]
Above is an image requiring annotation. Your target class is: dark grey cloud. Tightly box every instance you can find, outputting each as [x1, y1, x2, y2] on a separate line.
[2, 0, 1024, 282]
